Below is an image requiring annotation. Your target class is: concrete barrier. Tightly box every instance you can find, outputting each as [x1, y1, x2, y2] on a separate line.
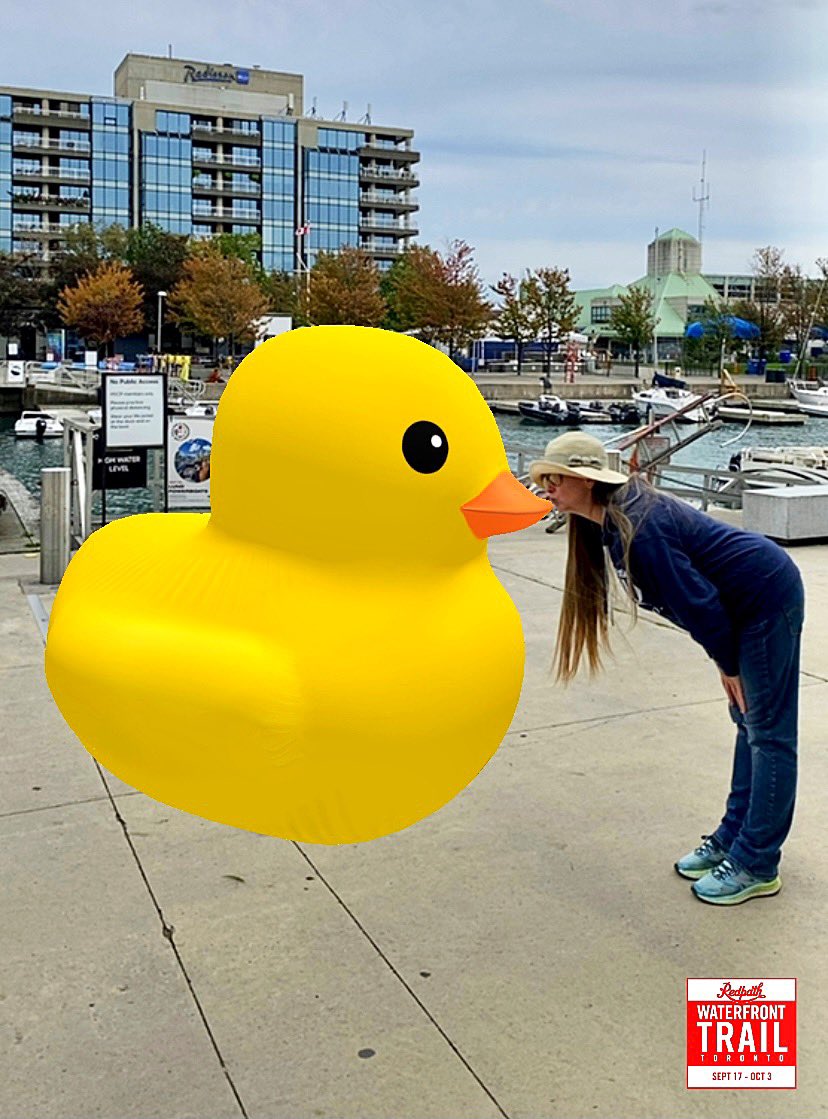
[743, 485, 828, 541]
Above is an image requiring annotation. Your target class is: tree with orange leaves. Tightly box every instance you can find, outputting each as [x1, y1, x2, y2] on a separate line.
[57, 261, 144, 356]
[168, 243, 270, 357]
[383, 240, 491, 360]
[302, 247, 385, 326]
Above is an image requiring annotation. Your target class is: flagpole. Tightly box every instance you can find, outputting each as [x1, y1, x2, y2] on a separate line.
[295, 222, 312, 299]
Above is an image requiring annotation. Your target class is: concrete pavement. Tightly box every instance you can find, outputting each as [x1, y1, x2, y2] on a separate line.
[1, 518, 826, 1119]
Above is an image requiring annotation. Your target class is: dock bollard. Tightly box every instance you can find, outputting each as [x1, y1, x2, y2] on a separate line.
[40, 467, 71, 585]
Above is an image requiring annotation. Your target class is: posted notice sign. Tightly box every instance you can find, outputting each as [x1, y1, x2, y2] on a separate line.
[167, 417, 213, 508]
[104, 374, 165, 449]
[686, 979, 796, 1089]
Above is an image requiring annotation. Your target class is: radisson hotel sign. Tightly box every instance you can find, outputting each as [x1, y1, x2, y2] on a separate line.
[183, 64, 250, 85]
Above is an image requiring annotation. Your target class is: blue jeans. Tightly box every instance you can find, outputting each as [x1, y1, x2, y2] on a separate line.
[711, 576, 805, 879]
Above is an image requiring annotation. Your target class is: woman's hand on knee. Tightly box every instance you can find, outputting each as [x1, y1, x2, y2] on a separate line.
[720, 671, 747, 714]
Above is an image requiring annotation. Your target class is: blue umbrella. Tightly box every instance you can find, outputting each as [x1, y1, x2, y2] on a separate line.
[686, 315, 760, 340]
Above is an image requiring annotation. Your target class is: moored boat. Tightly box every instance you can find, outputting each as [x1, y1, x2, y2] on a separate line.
[13, 411, 64, 439]
[787, 380, 828, 416]
[517, 395, 581, 425]
[632, 386, 708, 424]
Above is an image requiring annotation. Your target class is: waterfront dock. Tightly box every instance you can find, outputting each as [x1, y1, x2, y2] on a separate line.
[2, 517, 827, 1118]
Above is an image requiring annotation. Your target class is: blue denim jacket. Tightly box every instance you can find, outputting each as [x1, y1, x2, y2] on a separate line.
[602, 479, 802, 676]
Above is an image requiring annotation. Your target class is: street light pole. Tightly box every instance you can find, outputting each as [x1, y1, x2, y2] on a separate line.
[156, 290, 167, 355]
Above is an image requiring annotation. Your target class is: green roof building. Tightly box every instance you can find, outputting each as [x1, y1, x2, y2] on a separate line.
[575, 228, 733, 359]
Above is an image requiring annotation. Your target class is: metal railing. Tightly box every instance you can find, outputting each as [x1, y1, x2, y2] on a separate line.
[192, 178, 259, 194]
[192, 152, 262, 168]
[192, 123, 261, 137]
[11, 192, 90, 208]
[360, 166, 417, 181]
[193, 205, 261, 219]
[361, 240, 404, 252]
[359, 191, 416, 205]
[13, 137, 91, 153]
[0, 361, 102, 390]
[12, 222, 74, 235]
[14, 105, 89, 121]
[14, 166, 90, 181]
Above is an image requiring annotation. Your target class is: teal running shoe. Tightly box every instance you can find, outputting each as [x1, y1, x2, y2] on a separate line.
[692, 859, 782, 906]
[675, 835, 727, 880]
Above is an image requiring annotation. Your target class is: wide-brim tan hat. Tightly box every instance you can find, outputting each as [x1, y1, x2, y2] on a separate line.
[529, 431, 628, 486]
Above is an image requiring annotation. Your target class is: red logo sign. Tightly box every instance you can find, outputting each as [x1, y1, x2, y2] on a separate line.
[687, 979, 796, 1089]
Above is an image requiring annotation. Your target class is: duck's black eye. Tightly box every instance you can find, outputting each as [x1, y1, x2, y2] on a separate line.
[402, 421, 449, 474]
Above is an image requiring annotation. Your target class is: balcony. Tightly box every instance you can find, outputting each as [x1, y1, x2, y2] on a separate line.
[359, 142, 419, 163]
[12, 221, 78, 237]
[359, 216, 418, 238]
[12, 191, 90, 211]
[12, 135, 91, 155]
[229, 209, 261, 223]
[13, 104, 90, 127]
[192, 121, 261, 144]
[192, 150, 262, 170]
[359, 190, 418, 211]
[13, 165, 91, 183]
[359, 164, 419, 188]
[361, 239, 404, 254]
[192, 176, 260, 195]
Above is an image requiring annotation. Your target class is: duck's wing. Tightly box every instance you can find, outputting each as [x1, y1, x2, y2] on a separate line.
[45, 606, 305, 824]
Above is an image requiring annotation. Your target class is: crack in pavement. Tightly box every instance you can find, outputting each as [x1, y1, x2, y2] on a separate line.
[23, 588, 511, 1119]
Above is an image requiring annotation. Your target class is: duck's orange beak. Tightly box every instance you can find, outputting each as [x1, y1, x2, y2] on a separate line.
[461, 471, 552, 539]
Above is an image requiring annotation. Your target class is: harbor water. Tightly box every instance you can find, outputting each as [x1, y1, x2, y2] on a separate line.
[4, 412, 828, 517]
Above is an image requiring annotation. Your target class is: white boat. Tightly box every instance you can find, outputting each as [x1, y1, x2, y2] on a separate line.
[517, 395, 580, 425]
[787, 380, 828, 416]
[632, 387, 708, 424]
[182, 401, 218, 419]
[13, 411, 64, 438]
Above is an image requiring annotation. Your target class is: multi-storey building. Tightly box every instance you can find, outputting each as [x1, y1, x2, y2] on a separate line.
[0, 53, 419, 274]
[575, 229, 759, 359]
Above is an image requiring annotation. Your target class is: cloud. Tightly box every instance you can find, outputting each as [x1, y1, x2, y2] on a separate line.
[0, 0, 824, 285]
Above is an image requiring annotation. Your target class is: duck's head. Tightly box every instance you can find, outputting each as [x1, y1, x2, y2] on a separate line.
[209, 326, 550, 568]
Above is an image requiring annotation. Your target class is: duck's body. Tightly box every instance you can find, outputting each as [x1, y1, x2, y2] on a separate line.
[46, 327, 549, 843]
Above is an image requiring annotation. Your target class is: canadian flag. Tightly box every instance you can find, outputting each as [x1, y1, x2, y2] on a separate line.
[295, 223, 311, 236]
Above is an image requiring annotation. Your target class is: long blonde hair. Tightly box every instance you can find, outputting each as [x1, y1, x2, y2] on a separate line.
[553, 477, 652, 681]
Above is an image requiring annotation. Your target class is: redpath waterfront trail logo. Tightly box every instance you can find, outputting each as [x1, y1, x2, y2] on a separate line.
[687, 979, 797, 1089]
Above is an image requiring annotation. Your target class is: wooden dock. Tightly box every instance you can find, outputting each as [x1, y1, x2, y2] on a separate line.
[715, 406, 805, 425]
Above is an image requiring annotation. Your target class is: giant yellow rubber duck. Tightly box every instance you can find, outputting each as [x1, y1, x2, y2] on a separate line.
[45, 327, 551, 844]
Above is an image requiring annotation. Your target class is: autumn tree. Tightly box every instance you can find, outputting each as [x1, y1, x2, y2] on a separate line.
[168, 244, 270, 357]
[731, 245, 788, 361]
[39, 223, 126, 327]
[301, 247, 385, 326]
[491, 272, 536, 374]
[523, 266, 579, 375]
[57, 261, 144, 356]
[382, 245, 445, 335]
[779, 263, 828, 373]
[608, 286, 657, 378]
[383, 240, 492, 359]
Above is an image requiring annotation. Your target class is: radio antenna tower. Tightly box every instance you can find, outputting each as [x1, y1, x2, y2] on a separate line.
[692, 151, 710, 244]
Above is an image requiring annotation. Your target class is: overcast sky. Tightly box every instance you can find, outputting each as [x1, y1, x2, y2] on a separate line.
[2, 0, 825, 288]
